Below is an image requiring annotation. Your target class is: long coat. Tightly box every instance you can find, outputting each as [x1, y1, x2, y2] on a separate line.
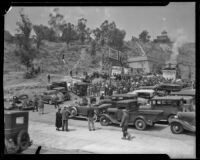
[55, 111, 62, 128]
[120, 110, 129, 128]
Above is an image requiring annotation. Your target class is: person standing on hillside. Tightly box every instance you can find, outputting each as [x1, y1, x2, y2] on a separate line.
[47, 74, 51, 83]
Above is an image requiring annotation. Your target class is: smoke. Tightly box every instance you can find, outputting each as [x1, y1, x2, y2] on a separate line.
[169, 28, 188, 64]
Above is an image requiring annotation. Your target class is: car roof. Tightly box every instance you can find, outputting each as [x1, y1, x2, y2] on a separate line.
[4, 110, 28, 114]
[43, 90, 57, 94]
[158, 83, 181, 87]
[138, 86, 157, 89]
[171, 89, 195, 96]
[117, 99, 137, 103]
[129, 89, 155, 93]
[53, 87, 65, 90]
[75, 82, 89, 85]
[151, 96, 184, 101]
[112, 94, 137, 98]
[52, 81, 66, 84]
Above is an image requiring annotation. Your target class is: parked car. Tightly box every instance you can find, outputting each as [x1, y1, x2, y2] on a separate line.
[169, 112, 195, 134]
[4, 110, 32, 154]
[47, 81, 68, 91]
[71, 82, 90, 97]
[142, 96, 194, 122]
[155, 83, 182, 94]
[52, 87, 71, 101]
[99, 99, 164, 130]
[42, 90, 64, 105]
[68, 101, 99, 122]
[4, 94, 33, 110]
[128, 89, 155, 104]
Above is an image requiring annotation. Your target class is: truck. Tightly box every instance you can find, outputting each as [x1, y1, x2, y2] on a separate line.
[99, 99, 164, 130]
[4, 111, 32, 154]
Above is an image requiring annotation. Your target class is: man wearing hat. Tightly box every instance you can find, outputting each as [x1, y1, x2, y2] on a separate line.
[62, 106, 70, 131]
[55, 107, 62, 131]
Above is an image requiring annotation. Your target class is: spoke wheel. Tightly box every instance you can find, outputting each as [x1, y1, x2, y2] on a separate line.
[171, 122, 183, 134]
[135, 119, 147, 130]
[100, 116, 109, 126]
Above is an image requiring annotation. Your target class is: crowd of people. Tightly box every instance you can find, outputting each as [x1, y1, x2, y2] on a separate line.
[86, 72, 193, 97]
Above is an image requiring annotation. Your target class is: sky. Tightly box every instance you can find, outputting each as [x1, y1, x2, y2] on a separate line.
[4, 2, 195, 42]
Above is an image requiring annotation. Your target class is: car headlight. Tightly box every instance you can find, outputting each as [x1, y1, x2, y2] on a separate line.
[174, 115, 178, 119]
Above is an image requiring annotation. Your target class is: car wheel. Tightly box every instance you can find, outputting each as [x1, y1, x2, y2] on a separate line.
[70, 107, 77, 117]
[168, 114, 175, 123]
[49, 100, 53, 105]
[100, 116, 109, 126]
[17, 130, 30, 152]
[134, 119, 147, 130]
[170, 122, 183, 134]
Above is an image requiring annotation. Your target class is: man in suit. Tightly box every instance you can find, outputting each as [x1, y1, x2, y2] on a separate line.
[120, 109, 133, 140]
[62, 106, 70, 131]
[87, 99, 96, 131]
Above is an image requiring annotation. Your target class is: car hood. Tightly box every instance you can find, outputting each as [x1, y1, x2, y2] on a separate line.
[177, 112, 195, 124]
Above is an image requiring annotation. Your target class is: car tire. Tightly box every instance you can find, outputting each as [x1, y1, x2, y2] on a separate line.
[17, 130, 30, 152]
[134, 119, 147, 130]
[70, 107, 77, 117]
[100, 116, 110, 126]
[170, 122, 184, 134]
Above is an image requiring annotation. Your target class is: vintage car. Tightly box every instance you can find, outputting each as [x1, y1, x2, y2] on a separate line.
[4, 111, 32, 154]
[128, 89, 155, 104]
[71, 82, 89, 97]
[42, 90, 64, 105]
[52, 87, 71, 101]
[5, 94, 33, 110]
[99, 94, 137, 105]
[47, 81, 68, 90]
[142, 96, 194, 122]
[156, 83, 182, 94]
[68, 100, 99, 122]
[170, 89, 195, 107]
[169, 112, 195, 134]
[99, 99, 164, 130]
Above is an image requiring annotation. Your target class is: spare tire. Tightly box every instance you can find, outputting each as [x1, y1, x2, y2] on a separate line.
[17, 130, 30, 152]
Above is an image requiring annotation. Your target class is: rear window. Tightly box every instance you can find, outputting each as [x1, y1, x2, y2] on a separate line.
[16, 117, 24, 124]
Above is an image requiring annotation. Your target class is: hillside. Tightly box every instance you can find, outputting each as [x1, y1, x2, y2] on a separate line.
[4, 39, 195, 80]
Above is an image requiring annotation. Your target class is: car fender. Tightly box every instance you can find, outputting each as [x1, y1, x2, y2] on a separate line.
[133, 115, 152, 126]
[100, 114, 115, 123]
[170, 118, 196, 132]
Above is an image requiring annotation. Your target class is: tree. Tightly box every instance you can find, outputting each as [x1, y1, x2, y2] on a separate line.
[15, 10, 36, 72]
[94, 20, 126, 50]
[90, 40, 97, 56]
[77, 18, 87, 44]
[48, 8, 66, 41]
[139, 30, 151, 43]
[4, 30, 14, 43]
[61, 23, 78, 47]
[16, 10, 32, 50]
[33, 25, 45, 49]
